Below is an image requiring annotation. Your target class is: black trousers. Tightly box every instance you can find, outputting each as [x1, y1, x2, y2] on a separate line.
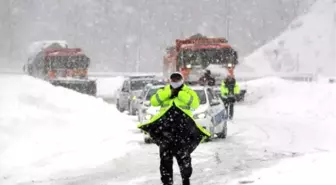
[222, 97, 235, 119]
[146, 105, 202, 185]
[159, 144, 195, 185]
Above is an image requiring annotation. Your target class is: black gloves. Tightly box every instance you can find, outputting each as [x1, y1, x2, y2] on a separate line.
[170, 86, 182, 99]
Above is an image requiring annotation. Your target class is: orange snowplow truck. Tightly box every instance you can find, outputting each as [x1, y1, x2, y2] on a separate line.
[24, 47, 97, 96]
[163, 34, 238, 81]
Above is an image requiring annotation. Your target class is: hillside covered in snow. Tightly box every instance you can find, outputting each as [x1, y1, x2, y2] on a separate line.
[243, 0, 335, 76]
[0, 0, 316, 72]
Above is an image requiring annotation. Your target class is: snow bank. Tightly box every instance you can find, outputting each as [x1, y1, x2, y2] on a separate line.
[243, 0, 335, 76]
[227, 152, 336, 185]
[96, 76, 125, 97]
[0, 75, 138, 184]
[241, 77, 336, 152]
[244, 77, 336, 119]
[207, 64, 259, 78]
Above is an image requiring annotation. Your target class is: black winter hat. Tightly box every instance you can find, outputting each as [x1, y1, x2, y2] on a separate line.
[170, 72, 183, 81]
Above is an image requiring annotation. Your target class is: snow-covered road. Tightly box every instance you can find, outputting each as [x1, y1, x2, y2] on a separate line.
[1, 73, 336, 185]
[36, 110, 335, 185]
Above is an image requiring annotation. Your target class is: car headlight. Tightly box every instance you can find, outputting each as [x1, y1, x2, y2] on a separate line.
[193, 112, 206, 119]
[143, 101, 150, 107]
[145, 114, 153, 120]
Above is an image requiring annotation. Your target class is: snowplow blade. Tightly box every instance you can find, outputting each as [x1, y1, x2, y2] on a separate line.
[51, 80, 97, 96]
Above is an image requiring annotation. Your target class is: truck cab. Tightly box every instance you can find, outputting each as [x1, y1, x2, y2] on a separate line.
[163, 34, 239, 81]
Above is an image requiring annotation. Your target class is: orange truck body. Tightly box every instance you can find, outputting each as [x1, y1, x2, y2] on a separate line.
[24, 45, 97, 96]
[163, 35, 237, 81]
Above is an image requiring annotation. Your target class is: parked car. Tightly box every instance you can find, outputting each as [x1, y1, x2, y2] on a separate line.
[136, 84, 165, 123]
[142, 85, 228, 143]
[115, 76, 164, 115]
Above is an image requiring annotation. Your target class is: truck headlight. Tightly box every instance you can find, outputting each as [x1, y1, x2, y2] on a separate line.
[194, 112, 206, 119]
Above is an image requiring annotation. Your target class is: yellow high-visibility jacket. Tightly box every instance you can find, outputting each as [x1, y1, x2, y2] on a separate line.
[220, 80, 240, 97]
[137, 84, 210, 140]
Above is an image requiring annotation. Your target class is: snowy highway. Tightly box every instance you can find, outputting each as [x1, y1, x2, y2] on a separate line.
[0, 0, 335, 184]
[38, 114, 313, 185]
[33, 107, 336, 185]
[1, 73, 336, 185]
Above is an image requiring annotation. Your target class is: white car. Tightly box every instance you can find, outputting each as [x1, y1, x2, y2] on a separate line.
[142, 85, 228, 143]
[137, 84, 165, 123]
[116, 77, 159, 115]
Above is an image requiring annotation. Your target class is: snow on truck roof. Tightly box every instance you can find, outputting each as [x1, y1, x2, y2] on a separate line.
[181, 43, 232, 50]
[45, 48, 86, 56]
[28, 40, 68, 54]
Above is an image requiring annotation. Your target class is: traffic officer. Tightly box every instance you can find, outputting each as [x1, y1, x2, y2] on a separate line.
[220, 75, 240, 119]
[137, 72, 210, 185]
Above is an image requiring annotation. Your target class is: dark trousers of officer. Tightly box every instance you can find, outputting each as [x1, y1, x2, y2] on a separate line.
[155, 105, 199, 185]
[159, 144, 193, 185]
[223, 97, 235, 119]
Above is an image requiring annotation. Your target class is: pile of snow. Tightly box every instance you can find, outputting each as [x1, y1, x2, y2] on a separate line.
[96, 76, 125, 98]
[0, 75, 138, 185]
[243, 77, 336, 119]
[207, 64, 261, 79]
[243, 0, 335, 76]
[239, 76, 336, 153]
[228, 75, 336, 184]
[227, 152, 336, 185]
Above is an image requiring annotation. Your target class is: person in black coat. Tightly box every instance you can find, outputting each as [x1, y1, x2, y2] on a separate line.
[198, 69, 216, 86]
[138, 72, 210, 185]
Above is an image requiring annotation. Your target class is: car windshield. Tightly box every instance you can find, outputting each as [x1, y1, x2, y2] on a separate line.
[145, 87, 163, 100]
[194, 90, 207, 104]
[131, 80, 154, 91]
